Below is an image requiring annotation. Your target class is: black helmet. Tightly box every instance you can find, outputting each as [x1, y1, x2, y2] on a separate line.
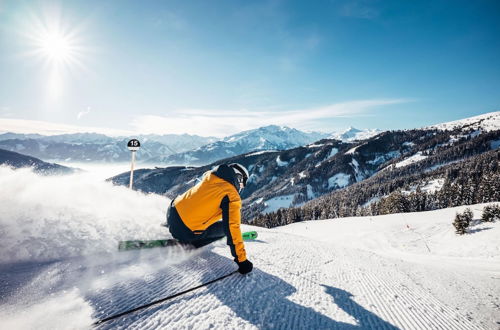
[229, 163, 249, 187]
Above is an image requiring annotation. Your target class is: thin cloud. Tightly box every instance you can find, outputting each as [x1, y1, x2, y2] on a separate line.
[0, 118, 133, 136]
[132, 98, 413, 137]
[0, 106, 13, 117]
[77, 107, 91, 120]
[1, 99, 413, 138]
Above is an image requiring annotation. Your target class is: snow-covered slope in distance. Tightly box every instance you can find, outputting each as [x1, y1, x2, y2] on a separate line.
[0, 148, 75, 175]
[1, 166, 498, 329]
[329, 126, 383, 141]
[426, 111, 500, 132]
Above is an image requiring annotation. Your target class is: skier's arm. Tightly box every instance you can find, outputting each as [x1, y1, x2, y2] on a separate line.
[220, 195, 247, 262]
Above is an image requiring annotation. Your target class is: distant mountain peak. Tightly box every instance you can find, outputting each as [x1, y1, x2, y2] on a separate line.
[330, 127, 382, 142]
[344, 126, 362, 133]
[161, 125, 330, 165]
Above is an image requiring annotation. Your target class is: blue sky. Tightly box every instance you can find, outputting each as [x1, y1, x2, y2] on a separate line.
[0, 0, 499, 137]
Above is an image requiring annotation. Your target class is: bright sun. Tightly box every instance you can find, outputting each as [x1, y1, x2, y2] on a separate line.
[24, 8, 84, 68]
[39, 31, 72, 63]
[23, 7, 87, 99]
[30, 27, 80, 98]
[33, 28, 80, 68]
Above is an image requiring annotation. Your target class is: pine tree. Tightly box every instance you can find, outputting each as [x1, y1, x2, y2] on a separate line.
[453, 208, 473, 235]
[481, 204, 500, 222]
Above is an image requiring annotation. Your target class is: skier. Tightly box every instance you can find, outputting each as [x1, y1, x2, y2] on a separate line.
[165, 163, 253, 275]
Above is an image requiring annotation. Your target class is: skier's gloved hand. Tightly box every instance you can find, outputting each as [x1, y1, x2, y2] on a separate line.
[235, 259, 253, 274]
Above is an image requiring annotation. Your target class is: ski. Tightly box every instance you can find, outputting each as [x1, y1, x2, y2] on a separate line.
[242, 230, 258, 240]
[118, 231, 258, 251]
[118, 239, 186, 251]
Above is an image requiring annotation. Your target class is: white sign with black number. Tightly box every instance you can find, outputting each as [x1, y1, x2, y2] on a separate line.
[127, 139, 140, 189]
[127, 139, 141, 151]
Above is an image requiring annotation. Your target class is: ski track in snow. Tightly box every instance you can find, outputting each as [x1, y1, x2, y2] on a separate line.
[1, 229, 491, 329]
[95, 233, 487, 329]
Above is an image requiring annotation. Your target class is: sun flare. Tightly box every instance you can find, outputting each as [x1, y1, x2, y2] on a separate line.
[39, 31, 73, 63]
[32, 27, 80, 68]
[23, 6, 86, 69]
[22, 6, 88, 99]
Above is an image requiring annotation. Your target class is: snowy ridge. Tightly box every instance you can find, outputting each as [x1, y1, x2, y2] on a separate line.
[244, 150, 278, 157]
[329, 127, 382, 141]
[0, 148, 74, 175]
[426, 111, 500, 132]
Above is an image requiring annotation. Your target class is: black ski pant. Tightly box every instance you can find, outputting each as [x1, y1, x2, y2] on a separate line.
[167, 202, 225, 248]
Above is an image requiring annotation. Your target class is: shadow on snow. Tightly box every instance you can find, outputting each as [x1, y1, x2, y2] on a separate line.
[202, 253, 399, 329]
[88, 251, 398, 329]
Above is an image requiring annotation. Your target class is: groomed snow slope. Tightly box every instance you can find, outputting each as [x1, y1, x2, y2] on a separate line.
[0, 166, 499, 329]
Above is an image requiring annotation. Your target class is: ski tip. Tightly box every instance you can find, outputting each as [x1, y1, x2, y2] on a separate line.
[242, 231, 258, 240]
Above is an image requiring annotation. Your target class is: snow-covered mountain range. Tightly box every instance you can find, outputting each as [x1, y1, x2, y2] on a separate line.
[153, 125, 329, 165]
[110, 111, 500, 222]
[0, 126, 381, 165]
[0, 132, 217, 163]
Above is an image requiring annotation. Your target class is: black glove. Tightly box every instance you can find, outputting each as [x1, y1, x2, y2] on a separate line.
[235, 259, 253, 274]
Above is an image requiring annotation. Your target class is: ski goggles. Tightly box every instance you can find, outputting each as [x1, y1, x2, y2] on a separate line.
[235, 173, 245, 191]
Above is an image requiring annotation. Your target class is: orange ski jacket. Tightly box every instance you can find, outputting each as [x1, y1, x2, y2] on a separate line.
[173, 164, 247, 262]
